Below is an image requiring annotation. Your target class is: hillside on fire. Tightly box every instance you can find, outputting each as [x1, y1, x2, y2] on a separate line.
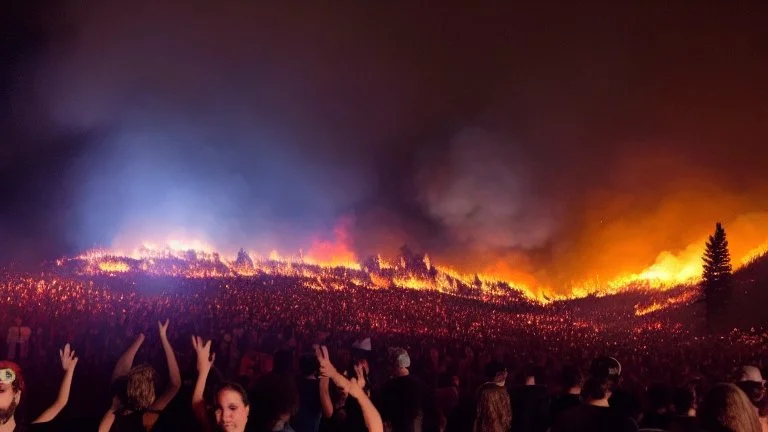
[19, 242, 762, 331]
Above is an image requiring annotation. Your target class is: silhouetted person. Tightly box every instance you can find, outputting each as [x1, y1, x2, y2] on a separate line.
[550, 376, 637, 432]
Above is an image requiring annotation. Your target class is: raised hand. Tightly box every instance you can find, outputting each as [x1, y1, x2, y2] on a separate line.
[192, 336, 215, 373]
[353, 361, 367, 393]
[59, 343, 78, 372]
[314, 345, 338, 379]
[158, 319, 170, 339]
[314, 345, 369, 399]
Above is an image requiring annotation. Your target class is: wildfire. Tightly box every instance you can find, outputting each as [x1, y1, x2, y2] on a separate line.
[742, 242, 768, 266]
[97, 260, 130, 273]
[633, 289, 700, 316]
[58, 228, 768, 309]
[53, 212, 768, 313]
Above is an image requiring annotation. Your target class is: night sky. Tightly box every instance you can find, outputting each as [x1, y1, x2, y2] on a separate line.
[2, 2, 768, 290]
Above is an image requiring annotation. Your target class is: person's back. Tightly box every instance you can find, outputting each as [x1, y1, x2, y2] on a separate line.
[667, 386, 699, 432]
[698, 383, 762, 432]
[551, 403, 637, 432]
[379, 374, 427, 432]
[376, 348, 436, 432]
[640, 383, 672, 431]
[549, 393, 580, 424]
[292, 376, 322, 432]
[666, 415, 699, 432]
[509, 366, 549, 432]
[735, 380, 768, 432]
[550, 365, 583, 423]
[474, 383, 512, 432]
[109, 411, 154, 432]
[550, 376, 637, 432]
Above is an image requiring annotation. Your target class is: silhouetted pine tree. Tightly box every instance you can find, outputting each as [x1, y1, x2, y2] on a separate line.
[702, 222, 733, 333]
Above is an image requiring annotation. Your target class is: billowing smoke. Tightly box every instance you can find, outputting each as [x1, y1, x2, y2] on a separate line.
[417, 127, 557, 250]
[2, 1, 768, 294]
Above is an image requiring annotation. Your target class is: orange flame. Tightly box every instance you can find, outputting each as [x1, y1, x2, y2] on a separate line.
[304, 217, 360, 269]
[64, 211, 768, 312]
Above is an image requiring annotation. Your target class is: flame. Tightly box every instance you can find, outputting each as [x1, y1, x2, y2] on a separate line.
[634, 289, 699, 316]
[742, 242, 768, 266]
[304, 217, 360, 269]
[62, 227, 768, 309]
[568, 214, 768, 298]
[97, 260, 130, 273]
[59, 210, 768, 313]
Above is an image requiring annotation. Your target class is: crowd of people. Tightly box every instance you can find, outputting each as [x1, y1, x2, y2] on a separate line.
[1, 271, 768, 431]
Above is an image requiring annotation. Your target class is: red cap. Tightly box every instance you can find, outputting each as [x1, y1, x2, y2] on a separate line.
[0, 361, 25, 393]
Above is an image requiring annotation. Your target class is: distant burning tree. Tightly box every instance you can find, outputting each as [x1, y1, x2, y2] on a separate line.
[702, 222, 733, 333]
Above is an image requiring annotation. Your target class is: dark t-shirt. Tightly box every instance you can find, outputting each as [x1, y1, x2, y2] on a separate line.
[550, 404, 638, 432]
[549, 393, 581, 423]
[14, 423, 55, 432]
[292, 378, 322, 432]
[640, 411, 671, 430]
[667, 415, 700, 432]
[376, 375, 432, 432]
[509, 385, 549, 432]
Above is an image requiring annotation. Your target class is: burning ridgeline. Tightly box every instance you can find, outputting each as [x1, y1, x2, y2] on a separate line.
[54, 245, 537, 306]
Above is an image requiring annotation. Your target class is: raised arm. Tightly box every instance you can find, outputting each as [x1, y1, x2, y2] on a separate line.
[32, 344, 78, 424]
[149, 319, 181, 411]
[315, 345, 383, 432]
[347, 362, 383, 432]
[97, 398, 118, 432]
[192, 335, 216, 430]
[111, 333, 144, 382]
[319, 376, 334, 419]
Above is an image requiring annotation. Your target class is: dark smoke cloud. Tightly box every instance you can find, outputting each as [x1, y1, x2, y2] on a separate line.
[2, 1, 768, 291]
[417, 127, 559, 250]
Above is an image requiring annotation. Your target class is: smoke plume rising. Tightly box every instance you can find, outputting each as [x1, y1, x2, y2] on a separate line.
[2, 1, 768, 295]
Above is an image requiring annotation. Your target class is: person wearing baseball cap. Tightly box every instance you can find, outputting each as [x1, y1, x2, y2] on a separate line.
[0, 361, 25, 429]
[375, 347, 440, 432]
[589, 356, 622, 385]
[738, 365, 766, 385]
[734, 365, 768, 431]
[589, 356, 637, 419]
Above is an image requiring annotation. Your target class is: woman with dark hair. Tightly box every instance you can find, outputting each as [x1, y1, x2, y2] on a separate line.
[0, 344, 78, 431]
[698, 383, 761, 432]
[192, 335, 251, 432]
[215, 381, 252, 432]
[99, 320, 181, 432]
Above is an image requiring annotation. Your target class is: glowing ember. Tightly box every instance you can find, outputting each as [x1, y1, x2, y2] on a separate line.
[634, 289, 699, 316]
[97, 261, 130, 273]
